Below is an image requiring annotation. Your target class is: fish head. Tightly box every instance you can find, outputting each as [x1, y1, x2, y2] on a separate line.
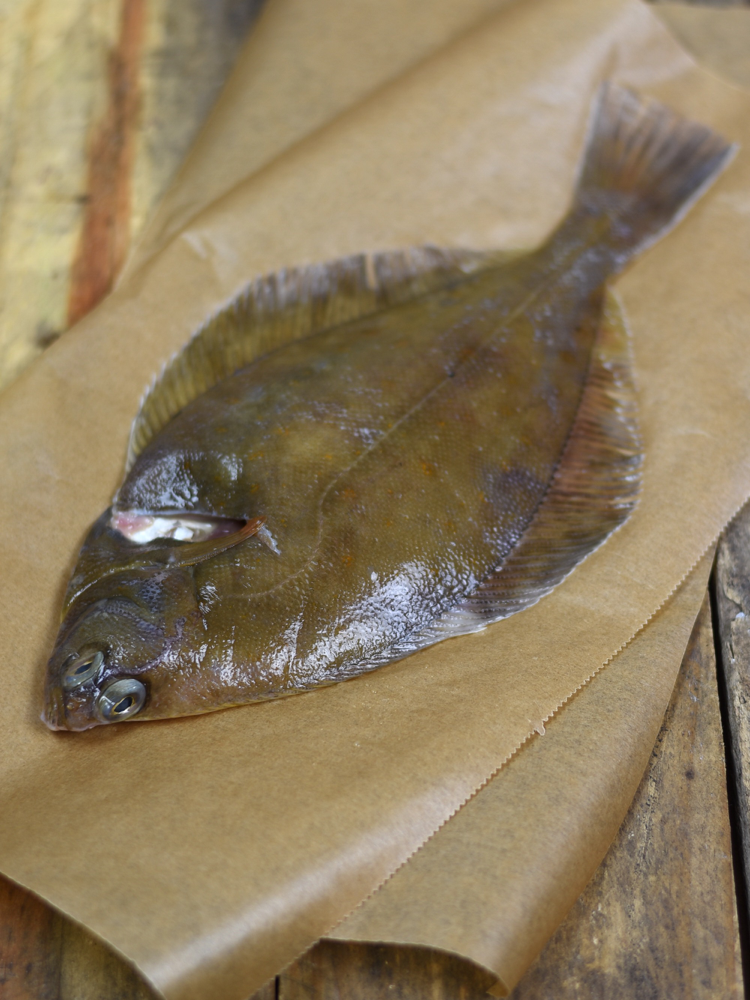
[43, 512, 207, 732]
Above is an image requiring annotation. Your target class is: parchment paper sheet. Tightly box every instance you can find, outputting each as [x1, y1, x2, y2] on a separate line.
[121, 0, 516, 279]
[332, 554, 713, 996]
[1, 1, 750, 999]
[656, 3, 750, 94]
[128, 4, 747, 993]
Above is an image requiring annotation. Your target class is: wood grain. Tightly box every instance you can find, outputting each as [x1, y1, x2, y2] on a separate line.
[279, 940, 495, 1000]
[67, 0, 146, 326]
[0, 866, 278, 999]
[0, 0, 263, 389]
[274, 595, 743, 1000]
[714, 504, 750, 942]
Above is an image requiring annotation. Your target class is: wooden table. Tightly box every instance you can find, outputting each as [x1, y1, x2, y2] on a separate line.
[0, 1, 747, 997]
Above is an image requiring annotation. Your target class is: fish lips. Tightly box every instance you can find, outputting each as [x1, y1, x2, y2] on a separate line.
[42, 681, 102, 732]
[42, 599, 162, 732]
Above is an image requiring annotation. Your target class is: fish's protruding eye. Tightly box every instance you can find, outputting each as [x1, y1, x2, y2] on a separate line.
[62, 650, 104, 690]
[96, 678, 147, 723]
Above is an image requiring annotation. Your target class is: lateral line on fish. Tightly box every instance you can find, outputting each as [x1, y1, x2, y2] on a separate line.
[121, 231, 610, 620]
[210, 245, 598, 609]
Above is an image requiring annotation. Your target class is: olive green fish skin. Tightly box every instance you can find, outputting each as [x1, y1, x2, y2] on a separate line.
[44, 85, 734, 730]
[50, 213, 616, 729]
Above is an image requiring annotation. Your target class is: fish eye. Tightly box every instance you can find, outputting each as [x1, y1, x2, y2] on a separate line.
[62, 650, 104, 690]
[95, 678, 147, 723]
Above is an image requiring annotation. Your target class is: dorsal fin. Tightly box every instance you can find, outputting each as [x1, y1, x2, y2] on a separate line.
[127, 246, 516, 469]
[371, 289, 641, 663]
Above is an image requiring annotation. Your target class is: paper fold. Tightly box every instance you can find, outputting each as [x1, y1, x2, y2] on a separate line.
[331, 554, 713, 995]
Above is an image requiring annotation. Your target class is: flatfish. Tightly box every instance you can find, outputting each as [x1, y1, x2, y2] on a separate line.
[43, 84, 733, 730]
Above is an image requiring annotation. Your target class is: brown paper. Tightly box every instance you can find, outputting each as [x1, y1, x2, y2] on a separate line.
[120, 0, 516, 280]
[331, 553, 713, 995]
[1, 2, 750, 999]
[655, 3, 750, 94]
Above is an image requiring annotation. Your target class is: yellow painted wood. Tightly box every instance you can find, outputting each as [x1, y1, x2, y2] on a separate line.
[0, 0, 262, 391]
[0, 0, 120, 386]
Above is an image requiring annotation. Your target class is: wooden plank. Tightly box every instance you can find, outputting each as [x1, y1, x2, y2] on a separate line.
[279, 939, 495, 1000]
[0, 875, 63, 999]
[714, 505, 750, 940]
[0, 0, 263, 389]
[509, 594, 743, 999]
[0, 864, 278, 999]
[66, 0, 148, 327]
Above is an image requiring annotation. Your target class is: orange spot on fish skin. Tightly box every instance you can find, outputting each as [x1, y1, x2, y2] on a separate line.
[342, 553, 353, 566]
[250, 484, 259, 493]
[384, 519, 393, 528]
[341, 488, 357, 500]
[420, 460, 435, 476]
[248, 451, 264, 460]
[324, 454, 333, 460]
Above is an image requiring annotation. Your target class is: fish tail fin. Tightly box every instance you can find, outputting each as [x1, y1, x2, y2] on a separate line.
[574, 82, 735, 259]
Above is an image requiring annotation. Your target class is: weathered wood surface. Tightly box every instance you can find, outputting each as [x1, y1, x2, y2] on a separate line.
[715, 505, 750, 947]
[0, 875, 154, 1000]
[278, 941, 496, 1000]
[0, 0, 262, 389]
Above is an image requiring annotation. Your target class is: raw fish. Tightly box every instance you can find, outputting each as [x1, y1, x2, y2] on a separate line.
[43, 85, 733, 730]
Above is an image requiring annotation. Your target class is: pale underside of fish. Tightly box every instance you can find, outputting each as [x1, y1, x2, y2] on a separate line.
[43, 84, 734, 730]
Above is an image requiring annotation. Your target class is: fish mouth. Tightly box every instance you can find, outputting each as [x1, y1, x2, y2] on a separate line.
[41, 680, 100, 732]
[41, 683, 67, 731]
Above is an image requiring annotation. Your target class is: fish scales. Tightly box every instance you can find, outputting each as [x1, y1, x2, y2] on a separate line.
[43, 84, 735, 729]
